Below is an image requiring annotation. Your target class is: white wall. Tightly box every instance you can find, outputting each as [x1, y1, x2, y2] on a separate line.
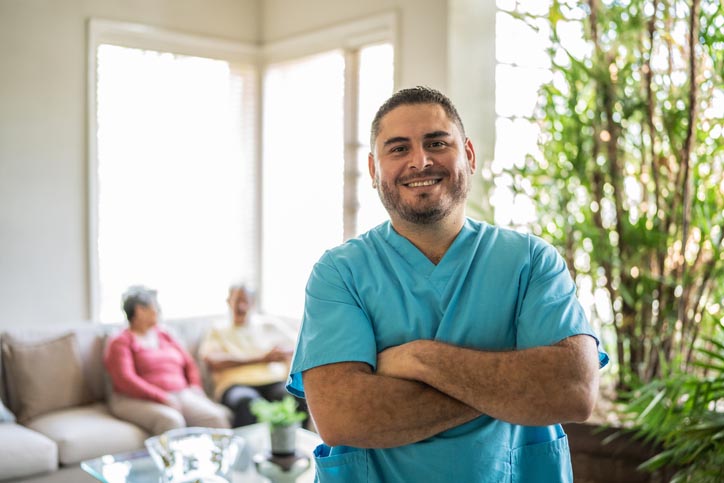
[449, 0, 496, 161]
[0, 0, 259, 328]
[449, 0, 497, 217]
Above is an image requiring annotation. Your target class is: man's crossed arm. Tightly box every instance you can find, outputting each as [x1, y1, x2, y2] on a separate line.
[302, 335, 599, 448]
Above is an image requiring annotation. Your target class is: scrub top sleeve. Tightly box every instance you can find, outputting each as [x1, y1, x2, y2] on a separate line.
[517, 238, 609, 368]
[287, 255, 378, 398]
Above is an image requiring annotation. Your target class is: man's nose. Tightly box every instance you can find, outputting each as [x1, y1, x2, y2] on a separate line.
[408, 145, 432, 170]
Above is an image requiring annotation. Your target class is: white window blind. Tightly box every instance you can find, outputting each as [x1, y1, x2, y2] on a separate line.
[355, 43, 395, 235]
[261, 50, 346, 319]
[93, 42, 257, 323]
[260, 43, 393, 319]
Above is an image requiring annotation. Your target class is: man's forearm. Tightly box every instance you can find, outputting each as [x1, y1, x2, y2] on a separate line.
[378, 335, 599, 426]
[303, 362, 480, 448]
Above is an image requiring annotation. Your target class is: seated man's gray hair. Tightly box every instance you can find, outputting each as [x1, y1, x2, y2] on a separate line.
[228, 282, 256, 297]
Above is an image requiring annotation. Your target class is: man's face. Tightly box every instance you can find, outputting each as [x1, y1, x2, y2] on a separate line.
[369, 103, 476, 225]
[228, 288, 251, 326]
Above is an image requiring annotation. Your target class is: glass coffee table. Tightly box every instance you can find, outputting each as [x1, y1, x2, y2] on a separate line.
[81, 423, 321, 483]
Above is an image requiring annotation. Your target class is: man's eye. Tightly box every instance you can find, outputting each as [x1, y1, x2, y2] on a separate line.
[428, 141, 446, 148]
[390, 146, 407, 153]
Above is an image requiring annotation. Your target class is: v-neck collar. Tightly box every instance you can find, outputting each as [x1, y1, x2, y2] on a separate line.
[381, 219, 476, 282]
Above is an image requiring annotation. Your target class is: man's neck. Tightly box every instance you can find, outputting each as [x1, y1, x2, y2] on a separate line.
[391, 211, 466, 265]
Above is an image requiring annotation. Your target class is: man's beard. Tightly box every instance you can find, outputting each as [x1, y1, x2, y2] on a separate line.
[376, 168, 470, 225]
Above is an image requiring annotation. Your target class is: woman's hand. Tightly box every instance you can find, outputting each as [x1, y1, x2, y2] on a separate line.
[165, 393, 182, 412]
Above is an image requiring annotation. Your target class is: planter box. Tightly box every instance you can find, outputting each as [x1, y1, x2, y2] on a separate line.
[565, 423, 676, 483]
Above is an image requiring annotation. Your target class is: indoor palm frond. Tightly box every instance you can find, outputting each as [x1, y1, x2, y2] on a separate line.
[622, 335, 724, 482]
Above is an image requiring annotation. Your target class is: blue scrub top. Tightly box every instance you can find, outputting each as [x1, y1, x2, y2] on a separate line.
[288, 218, 608, 483]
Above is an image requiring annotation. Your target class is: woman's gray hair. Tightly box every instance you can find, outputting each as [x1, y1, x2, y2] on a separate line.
[121, 285, 158, 322]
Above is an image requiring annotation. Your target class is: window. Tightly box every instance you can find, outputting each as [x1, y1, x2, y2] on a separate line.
[261, 50, 346, 320]
[259, 15, 395, 318]
[355, 44, 395, 234]
[89, 16, 395, 323]
[492, 2, 608, 339]
[88, 20, 258, 323]
[492, 0, 552, 228]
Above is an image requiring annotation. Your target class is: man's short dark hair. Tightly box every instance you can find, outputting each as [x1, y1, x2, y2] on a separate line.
[369, 86, 466, 149]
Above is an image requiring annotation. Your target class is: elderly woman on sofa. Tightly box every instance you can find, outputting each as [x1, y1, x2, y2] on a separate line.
[104, 285, 230, 435]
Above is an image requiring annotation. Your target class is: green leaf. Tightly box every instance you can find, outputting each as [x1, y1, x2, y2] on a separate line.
[637, 388, 668, 421]
[249, 395, 307, 427]
[638, 449, 674, 472]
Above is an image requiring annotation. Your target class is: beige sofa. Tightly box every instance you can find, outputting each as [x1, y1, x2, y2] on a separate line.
[0, 320, 212, 482]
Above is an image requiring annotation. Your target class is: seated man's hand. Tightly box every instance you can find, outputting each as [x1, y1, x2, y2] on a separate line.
[264, 346, 293, 363]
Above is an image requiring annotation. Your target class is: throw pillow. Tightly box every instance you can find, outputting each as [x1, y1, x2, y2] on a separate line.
[2, 332, 91, 423]
[0, 398, 15, 423]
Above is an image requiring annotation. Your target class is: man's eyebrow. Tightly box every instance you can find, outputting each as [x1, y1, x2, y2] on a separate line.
[424, 130, 452, 139]
[382, 131, 452, 147]
[382, 136, 410, 147]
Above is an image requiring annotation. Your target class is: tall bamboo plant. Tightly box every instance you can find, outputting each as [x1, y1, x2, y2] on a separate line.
[498, 0, 724, 390]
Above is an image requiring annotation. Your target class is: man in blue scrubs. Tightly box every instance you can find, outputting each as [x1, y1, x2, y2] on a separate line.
[287, 87, 608, 482]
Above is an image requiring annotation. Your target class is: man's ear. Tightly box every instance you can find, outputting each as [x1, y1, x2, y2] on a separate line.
[368, 152, 378, 188]
[465, 138, 477, 174]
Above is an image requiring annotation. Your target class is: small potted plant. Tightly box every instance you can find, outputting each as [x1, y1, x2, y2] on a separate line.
[250, 396, 307, 456]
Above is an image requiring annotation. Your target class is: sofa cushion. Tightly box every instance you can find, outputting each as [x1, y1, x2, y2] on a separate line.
[2, 332, 92, 422]
[65, 326, 108, 401]
[27, 403, 148, 465]
[0, 423, 58, 480]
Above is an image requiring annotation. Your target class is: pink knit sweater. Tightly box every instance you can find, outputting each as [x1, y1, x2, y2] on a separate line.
[104, 328, 202, 404]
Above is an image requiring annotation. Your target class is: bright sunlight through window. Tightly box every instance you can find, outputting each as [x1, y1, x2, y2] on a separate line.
[493, 0, 552, 229]
[262, 50, 346, 319]
[94, 44, 256, 323]
[261, 44, 393, 319]
[356, 44, 395, 234]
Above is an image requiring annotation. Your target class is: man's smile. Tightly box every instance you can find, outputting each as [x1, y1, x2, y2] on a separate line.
[405, 179, 440, 187]
[400, 176, 444, 188]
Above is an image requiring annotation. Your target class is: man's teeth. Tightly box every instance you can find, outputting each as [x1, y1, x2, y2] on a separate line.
[407, 179, 439, 187]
